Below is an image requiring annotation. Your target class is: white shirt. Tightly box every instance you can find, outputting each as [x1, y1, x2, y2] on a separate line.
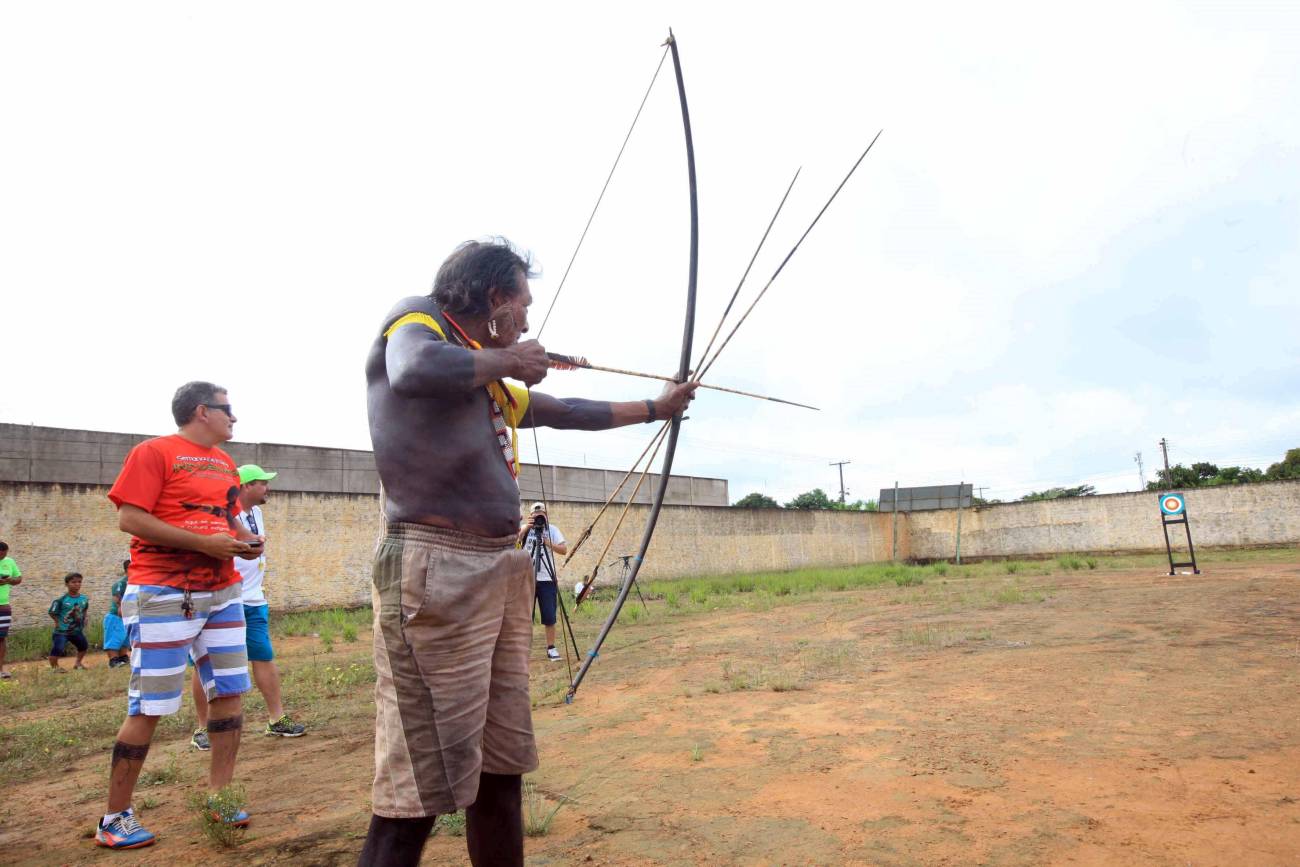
[234, 505, 268, 605]
[521, 523, 565, 582]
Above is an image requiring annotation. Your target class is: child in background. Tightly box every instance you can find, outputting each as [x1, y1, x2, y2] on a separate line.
[0, 540, 21, 679]
[48, 572, 90, 672]
[102, 560, 130, 668]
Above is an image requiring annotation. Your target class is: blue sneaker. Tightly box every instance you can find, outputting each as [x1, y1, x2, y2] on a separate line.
[96, 809, 157, 849]
[207, 799, 251, 828]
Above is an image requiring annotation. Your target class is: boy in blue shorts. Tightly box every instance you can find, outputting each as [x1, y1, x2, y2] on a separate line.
[48, 572, 90, 671]
[102, 560, 130, 668]
[190, 464, 305, 752]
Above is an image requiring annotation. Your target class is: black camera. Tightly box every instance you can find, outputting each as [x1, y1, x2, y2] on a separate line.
[532, 513, 546, 529]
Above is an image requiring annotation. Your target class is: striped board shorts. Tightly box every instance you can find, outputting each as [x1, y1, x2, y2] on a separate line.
[371, 522, 538, 818]
[0, 604, 11, 638]
[122, 583, 250, 717]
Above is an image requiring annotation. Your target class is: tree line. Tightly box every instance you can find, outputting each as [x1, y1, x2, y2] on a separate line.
[1145, 447, 1300, 491]
[733, 488, 878, 511]
[732, 447, 1299, 509]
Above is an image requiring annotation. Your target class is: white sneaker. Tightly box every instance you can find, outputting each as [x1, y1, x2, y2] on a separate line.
[546, 647, 561, 662]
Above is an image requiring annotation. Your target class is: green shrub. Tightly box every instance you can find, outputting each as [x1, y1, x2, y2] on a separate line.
[523, 781, 567, 837]
[190, 784, 248, 849]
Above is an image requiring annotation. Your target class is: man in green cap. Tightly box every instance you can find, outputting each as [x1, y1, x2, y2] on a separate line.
[189, 464, 305, 750]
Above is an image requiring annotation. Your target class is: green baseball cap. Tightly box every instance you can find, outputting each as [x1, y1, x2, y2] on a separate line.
[238, 464, 278, 485]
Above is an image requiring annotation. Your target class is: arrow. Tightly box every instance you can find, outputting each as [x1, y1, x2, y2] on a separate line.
[546, 352, 819, 411]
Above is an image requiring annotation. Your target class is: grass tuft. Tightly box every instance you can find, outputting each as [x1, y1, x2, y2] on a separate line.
[189, 784, 248, 849]
[139, 754, 181, 787]
[523, 779, 569, 837]
[432, 811, 466, 837]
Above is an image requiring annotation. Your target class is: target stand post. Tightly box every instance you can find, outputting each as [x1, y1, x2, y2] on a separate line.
[1158, 492, 1199, 575]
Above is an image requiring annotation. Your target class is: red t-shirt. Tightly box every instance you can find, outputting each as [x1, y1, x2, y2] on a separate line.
[107, 434, 243, 591]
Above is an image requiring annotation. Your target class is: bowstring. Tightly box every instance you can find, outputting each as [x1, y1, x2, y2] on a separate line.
[526, 45, 672, 650]
[535, 45, 670, 341]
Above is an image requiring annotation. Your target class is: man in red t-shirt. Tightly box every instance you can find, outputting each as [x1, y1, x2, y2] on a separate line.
[95, 381, 262, 851]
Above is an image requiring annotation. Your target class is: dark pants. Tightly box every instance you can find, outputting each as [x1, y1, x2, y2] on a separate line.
[534, 580, 557, 627]
[51, 630, 88, 656]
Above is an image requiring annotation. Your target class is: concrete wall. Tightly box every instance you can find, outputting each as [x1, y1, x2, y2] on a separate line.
[908, 480, 1300, 560]
[0, 423, 727, 506]
[4, 472, 1294, 627]
[0, 482, 900, 624]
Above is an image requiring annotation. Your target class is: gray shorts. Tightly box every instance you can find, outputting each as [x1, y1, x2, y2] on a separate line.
[370, 522, 538, 818]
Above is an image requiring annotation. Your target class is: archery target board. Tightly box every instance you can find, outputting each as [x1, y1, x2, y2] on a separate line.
[1159, 492, 1186, 516]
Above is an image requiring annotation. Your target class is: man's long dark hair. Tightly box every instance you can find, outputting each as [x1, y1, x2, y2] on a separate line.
[432, 237, 537, 317]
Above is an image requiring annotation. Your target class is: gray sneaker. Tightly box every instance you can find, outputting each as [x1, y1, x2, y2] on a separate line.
[265, 714, 306, 737]
[190, 728, 210, 751]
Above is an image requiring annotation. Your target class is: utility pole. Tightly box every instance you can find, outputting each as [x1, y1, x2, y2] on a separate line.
[954, 480, 964, 565]
[890, 480, 899, 561]
[829, 460, 851, 504]
[1159, 438, 1172, 488]
[1134, 451, 1145, 490]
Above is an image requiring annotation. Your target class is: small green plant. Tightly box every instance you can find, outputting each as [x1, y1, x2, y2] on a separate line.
[995, 585, 1026, 604]
[432, 811, 466, 837]
[894, 572, 924, 587]
[139, 755, 181, 787]
[319, 631, 334, 653]
[1004, 562, 1021, 574]
[690, 744, 704, 762]
[341, 624, 358, 642]
[665, 590, 680, 608]
[1057, 556, 1084, 571]
[766, 671, 806, 692]
[930, 563, 948, 577]
[522, 781, 568, 837]
[1085, 557, 1098, 570]
[190, 784, 248, 849]
[138, 795, 161, 810]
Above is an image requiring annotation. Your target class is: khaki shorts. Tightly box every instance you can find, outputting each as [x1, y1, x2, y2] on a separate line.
[370, 522, 538, 818]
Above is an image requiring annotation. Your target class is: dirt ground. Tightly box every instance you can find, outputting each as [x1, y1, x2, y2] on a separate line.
[3, 555, 1298, 866]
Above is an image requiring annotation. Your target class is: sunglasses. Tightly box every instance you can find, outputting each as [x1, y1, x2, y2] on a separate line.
[202, 403, 234, 416]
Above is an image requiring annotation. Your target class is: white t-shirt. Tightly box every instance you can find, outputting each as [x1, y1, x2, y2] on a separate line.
[234, 505, 268, 606]
[521, 523, 565, 582]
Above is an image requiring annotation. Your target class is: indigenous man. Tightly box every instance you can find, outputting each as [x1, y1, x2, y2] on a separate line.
[359, 238, 697, 866]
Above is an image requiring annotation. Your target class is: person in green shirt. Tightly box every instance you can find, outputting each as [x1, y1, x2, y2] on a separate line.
[102, 560, 130, 668]
[48, 572, 90, 672]
[0, 541, 21, 679]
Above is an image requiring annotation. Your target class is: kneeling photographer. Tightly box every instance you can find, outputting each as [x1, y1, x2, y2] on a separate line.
[518, 502, 567, 661]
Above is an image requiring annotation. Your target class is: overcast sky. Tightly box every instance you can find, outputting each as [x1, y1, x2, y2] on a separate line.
[3, 1, 1297, 504]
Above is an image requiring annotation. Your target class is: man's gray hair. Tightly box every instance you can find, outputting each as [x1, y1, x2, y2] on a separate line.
[171, 381, 224, 426]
